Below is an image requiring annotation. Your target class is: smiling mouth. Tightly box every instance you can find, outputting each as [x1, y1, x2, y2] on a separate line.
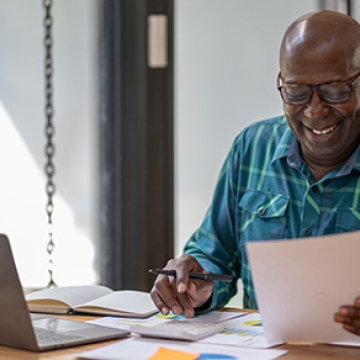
[309, 124, 337, 135]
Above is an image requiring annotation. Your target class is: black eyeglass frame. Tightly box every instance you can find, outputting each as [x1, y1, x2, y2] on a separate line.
[276, 71, 360, 106]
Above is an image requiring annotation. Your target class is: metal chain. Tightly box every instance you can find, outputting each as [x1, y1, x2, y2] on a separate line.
[43, 0, 57, 288]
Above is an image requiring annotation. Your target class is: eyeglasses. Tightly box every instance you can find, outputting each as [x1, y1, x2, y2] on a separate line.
[276, 72, 360, 106]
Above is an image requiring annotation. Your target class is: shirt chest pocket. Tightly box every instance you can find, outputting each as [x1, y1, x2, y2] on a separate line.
[238, 190, 290, 241]
[335, 208, 360, 233]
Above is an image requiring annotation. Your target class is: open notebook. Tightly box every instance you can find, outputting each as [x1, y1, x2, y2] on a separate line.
[0, 234, 129, 351]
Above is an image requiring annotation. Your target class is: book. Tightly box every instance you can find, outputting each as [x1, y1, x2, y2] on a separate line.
[25, 285, 158, 318]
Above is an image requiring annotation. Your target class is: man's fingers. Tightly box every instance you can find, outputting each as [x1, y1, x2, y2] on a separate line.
[150, 288, 170, 315]
[149, 255, 213, 318]
[175, 289, 195, 318]
[150, 288, 183, 316]
[343, 323, 360, 335]
[338, 305, 360, 319]
[150, 275, 180, 314]
[150, 272, 195, 317]
[334, 304, 360, 335]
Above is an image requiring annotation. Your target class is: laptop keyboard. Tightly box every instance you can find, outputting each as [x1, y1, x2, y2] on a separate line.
[34, 327, 84, 345]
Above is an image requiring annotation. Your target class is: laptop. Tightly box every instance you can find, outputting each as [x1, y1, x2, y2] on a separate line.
[0, 233, 129, 351]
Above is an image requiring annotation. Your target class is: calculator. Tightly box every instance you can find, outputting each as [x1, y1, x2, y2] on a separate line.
[129, 320, 224, 341]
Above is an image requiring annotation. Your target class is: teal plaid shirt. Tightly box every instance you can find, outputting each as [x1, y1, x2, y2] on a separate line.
[184, 115, 360, 310]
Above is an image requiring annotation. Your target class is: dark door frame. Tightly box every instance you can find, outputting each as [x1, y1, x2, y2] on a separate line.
[99, 0, 174, 291]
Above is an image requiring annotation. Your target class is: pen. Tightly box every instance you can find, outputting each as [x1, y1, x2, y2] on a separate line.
[149, 269, 233, 282]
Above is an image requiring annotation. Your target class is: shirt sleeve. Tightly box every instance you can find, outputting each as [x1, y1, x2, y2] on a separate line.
[183, 136, 241, 312]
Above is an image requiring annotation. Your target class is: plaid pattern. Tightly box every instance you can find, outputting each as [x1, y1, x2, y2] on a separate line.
[184, 115, 360, 310]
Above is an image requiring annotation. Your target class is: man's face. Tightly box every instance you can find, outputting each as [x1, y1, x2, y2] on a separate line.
[280, 44, 360, 169]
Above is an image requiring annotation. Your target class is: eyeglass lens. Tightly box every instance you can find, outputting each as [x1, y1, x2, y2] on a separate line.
[280, 83, 351, 105]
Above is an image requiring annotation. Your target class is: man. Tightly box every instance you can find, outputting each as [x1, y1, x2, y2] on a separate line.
[150, 10, 360, 336]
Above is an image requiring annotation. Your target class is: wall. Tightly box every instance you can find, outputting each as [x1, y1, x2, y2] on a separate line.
[352, 2, 360, 20]
[174, 0, 319, 306]
[0, 0, 99, 287]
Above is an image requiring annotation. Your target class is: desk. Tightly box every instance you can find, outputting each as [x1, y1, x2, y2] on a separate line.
[1, 313, 360, 360]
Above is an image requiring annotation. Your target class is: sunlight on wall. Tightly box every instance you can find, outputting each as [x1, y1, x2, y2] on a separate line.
[0, 0, 99, 289]
[0, 101, 97, 288]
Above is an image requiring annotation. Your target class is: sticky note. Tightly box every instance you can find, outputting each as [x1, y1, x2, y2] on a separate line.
[147, 346, 199, 360]
[197, 354, 236, 359]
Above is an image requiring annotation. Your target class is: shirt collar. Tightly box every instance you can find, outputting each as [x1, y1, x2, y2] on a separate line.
[271, 125, 299, 166]
[271, 122, 360, 174]
[338, 145, 360, 176]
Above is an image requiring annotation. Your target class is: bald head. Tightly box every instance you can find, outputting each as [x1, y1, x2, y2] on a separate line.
[280, 11, 360, 76]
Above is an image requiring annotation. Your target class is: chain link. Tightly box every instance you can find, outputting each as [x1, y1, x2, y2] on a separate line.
[43, 0, 56, 288]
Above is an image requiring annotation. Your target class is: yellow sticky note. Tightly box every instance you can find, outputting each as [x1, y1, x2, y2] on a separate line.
[147, 346, 199, 360]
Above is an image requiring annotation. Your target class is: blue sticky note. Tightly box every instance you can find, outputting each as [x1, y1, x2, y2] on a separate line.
[197, 354, 236, 360]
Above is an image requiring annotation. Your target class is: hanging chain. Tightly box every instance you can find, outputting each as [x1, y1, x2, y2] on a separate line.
[43, 0, 57, 288]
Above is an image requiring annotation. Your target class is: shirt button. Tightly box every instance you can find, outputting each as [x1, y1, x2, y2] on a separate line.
[304, 228, 312, 236]
[312, 186, 318, 193]
[258, 206, 265, 215]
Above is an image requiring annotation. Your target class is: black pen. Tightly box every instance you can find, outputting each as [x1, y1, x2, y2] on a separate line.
[149, 269, 233, 282]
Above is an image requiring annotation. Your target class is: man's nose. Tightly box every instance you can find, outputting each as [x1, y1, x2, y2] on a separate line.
[303, 90, 330, 118]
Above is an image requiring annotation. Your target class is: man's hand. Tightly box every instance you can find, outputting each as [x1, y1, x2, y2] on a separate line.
[334, 297, 360, 335]
[150, 254, 213, 318]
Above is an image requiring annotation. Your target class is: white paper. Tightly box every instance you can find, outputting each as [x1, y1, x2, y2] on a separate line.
[76, 290, 156, 315]
[246, 231, 360, 345]
[199, 313, 281, 349]
[78, 337, 287, 360]
[25, 285, 113, 308]
[87, 311, 246, 331]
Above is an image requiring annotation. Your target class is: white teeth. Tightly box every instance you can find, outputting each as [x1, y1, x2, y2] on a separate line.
[312, 125, 337, 135]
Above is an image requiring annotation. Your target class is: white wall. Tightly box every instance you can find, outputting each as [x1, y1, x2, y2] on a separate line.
[174, 0, 319, 306]
[352, 3, 360, 21]
[0, 0, 99, 287]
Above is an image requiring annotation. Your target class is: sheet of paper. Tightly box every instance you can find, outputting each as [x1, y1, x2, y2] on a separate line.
[78, 337, 287, 360]
[198, 312, 281, 349]
[87, 311, 246, 331]
[246, 231, 360, 345]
